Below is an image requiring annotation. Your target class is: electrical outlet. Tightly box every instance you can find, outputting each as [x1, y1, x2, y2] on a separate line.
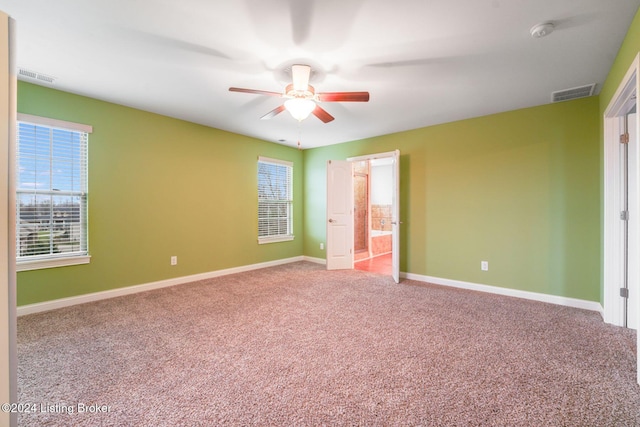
[171, 256, 177, 266]
[481, 261, 488, 271]
[320, 243, 324, 250]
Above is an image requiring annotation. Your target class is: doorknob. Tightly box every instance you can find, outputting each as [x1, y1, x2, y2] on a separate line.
[328, 218, 336, 223]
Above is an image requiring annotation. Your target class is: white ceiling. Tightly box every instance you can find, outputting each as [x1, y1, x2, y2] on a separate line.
[3, 0, 640, 148]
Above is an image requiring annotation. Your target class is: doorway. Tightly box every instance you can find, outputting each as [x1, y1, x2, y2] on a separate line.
[353, 161, 369, 261]
[353, 157, 394, 276]
[326, 150, 400, 283]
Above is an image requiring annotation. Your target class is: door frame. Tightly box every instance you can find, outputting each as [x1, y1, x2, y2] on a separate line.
[0, 11, 17, 426]
[603, 53, 639, 384]
[347, 150, 400, 282]
[604, 54, 639, 326]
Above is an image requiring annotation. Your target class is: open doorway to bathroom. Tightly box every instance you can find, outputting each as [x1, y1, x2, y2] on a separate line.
[353, 157, 394, 275]
[327, 150, 399, 280]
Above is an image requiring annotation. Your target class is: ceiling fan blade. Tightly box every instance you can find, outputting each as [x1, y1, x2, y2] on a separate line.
[291, 64, 311, 92]
[312, 105, 335, 123]
[260, 105, 287, 120]
[317, 91, 370, 102]
[229, 87, 283, 97]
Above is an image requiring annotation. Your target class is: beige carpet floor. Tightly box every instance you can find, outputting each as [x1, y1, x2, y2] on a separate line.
[16, 261, 640, 426]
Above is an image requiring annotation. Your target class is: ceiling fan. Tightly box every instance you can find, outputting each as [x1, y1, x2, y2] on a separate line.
[229, 64, 369, 123]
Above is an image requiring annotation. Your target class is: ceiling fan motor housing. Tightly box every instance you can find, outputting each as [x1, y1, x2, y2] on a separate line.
[285, 83, 315, 99]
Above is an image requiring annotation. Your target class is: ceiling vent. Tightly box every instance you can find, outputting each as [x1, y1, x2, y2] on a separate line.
[18, 67, 56, 84]
[551, 84, 596, 102]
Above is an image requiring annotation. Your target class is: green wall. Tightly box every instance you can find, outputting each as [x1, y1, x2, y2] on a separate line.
[17, 82, 304, 305]
[304, 97, 600, 302]
[17, 70, 606, 305]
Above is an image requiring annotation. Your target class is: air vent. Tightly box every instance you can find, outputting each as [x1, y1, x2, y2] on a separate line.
[18, 68, 56, 84]
[551, 84, 596, 102]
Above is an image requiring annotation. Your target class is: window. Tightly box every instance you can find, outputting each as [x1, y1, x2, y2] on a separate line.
[16, 114, 91, 271]
[257, 156, 293, 243]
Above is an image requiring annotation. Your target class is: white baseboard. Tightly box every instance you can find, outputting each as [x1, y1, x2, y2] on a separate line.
[17, 256, 306, 316]
[303, 256, 326, 265]
[401, 272, 604, 315]
[17, 256, 604, 318]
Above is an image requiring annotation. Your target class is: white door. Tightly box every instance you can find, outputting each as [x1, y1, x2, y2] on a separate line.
[326, 160, 353, 270]
[633, 122, 640, 383]
[618, 111, 639, 331]
[391, 150, 400, 283]
[627, 112, 639, 331]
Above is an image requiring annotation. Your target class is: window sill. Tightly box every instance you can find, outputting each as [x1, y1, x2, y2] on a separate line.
[258, 235, 295, 245]
[17, 255, 91, 272]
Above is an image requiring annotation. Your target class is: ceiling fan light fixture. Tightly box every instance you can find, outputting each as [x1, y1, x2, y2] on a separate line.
[285, 98, 316, 121]
[229, 62, 367, 124]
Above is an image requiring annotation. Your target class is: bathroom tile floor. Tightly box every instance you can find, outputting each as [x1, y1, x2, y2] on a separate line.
[354, 253, 392, 275]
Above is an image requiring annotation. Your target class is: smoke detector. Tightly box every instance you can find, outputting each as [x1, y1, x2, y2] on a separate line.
[530, 22, 555, 38]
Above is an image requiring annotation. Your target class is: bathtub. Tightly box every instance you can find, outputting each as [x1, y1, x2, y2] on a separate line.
[371, 230, 392, 255]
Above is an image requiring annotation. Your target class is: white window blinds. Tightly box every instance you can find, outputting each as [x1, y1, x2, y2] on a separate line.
[257, 157, 293, 243]
[16, 115, 90, 262]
